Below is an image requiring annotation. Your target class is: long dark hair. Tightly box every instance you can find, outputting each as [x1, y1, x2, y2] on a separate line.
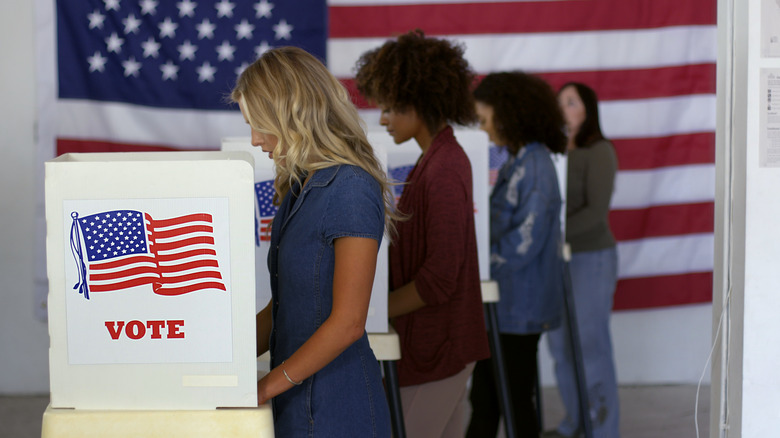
[559, 82, 606, 148]
[473, 71, 566, 155]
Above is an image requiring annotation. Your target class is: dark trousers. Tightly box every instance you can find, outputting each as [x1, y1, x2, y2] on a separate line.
[467, 333, 542, 438]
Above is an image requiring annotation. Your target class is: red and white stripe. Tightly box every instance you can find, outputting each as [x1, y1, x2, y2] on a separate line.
[259, 218, 273, 242]
[146, 213, 227, 296]
[88, 254, 159, 293]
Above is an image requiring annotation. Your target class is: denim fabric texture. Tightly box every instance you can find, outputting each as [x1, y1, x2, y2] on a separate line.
[489, 142, 565, 334]
[546, 247, 620, 438]
[268, 165, 391, 437]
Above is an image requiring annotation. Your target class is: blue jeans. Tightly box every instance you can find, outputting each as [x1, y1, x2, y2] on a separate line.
[546, 247, 620, 438]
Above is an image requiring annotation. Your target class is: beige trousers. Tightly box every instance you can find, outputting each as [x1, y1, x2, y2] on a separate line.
[399, 362, 476, 438]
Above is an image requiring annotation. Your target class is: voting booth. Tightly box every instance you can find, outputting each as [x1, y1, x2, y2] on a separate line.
[43, 151, 271, 437]
[221, 138, 390, 333]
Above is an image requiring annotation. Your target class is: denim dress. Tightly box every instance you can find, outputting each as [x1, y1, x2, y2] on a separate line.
[489, 142, 565, 334]
[267, 165, 391, 438]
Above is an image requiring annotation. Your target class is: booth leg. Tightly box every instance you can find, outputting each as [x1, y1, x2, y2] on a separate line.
[484, 302, 517, 438]
[382, 360, 406, 438]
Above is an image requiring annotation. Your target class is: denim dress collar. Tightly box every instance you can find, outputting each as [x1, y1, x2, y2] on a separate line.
[274, 166, 340, 236]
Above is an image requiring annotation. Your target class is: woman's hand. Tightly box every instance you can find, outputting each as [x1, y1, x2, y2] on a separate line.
[254, 236, 378, 405]
[256, 367, 295, 406]
[257, 375, 272, 405]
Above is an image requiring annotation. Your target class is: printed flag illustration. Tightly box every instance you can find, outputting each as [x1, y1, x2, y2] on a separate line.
[39, 0, 716, 310]
[388, 165, 414, 202]
[70, 209, 227, 299]
[488, 146, 510, 187]
[255, 179, 277, 244]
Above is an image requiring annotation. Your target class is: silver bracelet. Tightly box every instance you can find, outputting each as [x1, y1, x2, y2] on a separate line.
[281, 364, 302, 386]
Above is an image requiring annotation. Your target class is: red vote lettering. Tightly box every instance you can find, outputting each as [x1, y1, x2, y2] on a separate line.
[126, 320, 145, 339]
[167, 320, 185, 339]
[147, 320, 166, 339]
[105, 320, 185, 340]
[105, 321, 125, 340]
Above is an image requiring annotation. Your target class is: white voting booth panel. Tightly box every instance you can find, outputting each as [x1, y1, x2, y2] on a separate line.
[370, 128, 491, 281]
[221, 138, 389, 333]
[45, 152, 258, 410]
[553, 154, 568, 234]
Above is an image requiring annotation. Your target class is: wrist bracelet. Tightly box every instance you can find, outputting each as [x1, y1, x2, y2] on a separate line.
[281, 362, 302, 386]
[279, 361, 303, 386]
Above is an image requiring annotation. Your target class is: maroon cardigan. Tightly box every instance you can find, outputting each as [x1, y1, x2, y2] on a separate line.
[389, 126, 490, 386]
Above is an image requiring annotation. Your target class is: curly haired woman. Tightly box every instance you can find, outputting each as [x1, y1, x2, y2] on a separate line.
[466, 72, 567, 438]
[355, 30, 490, 437]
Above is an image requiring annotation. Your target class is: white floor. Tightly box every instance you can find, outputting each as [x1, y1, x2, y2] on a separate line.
[2, 385, 710, 438]
[539, 385, 711, 438]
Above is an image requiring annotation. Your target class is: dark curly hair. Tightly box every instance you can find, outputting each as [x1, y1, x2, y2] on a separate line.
[473, 72, 566, 155]
[354, 30, 477, 134]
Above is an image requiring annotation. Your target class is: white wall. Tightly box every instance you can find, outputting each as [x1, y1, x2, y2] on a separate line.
[0, 1, 713, 395]
[540, 303, 713, 386]
[0, 0, 51, 394]
[711, 0, 780, 435]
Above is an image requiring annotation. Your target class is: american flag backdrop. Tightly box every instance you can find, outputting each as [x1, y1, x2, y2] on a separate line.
[38, 0, 716, 310]
[70, 209, 227, 298]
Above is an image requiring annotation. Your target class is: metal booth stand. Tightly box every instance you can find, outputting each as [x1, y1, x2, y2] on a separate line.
[484, 244, 594, 438]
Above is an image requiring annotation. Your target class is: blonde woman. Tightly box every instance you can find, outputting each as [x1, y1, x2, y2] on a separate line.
[231, 46, 394, 437]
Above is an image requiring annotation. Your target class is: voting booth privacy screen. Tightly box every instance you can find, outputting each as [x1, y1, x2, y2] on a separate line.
[45, 152, 258, 410]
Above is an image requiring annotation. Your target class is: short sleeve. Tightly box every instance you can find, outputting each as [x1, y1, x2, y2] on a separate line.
[323, 168, 385, 246]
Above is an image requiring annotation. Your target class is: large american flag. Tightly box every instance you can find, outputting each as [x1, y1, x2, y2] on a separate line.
[39, 0, 716, 310]
[70, 210, 226, 298]
[50, 0, 326, 154]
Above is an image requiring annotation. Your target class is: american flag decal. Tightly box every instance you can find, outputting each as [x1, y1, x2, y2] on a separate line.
[69, 209, 227, 299]
[488, 146, 510, 187]
[255, 179, 277, 244]
[388, 165, 414, 203]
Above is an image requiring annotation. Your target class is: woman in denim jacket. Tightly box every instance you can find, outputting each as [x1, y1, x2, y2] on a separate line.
[232, 47, 398, 437]
[467, 72, 567, 438]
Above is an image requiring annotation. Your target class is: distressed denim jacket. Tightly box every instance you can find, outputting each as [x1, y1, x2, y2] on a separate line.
[490, 142, 565, 334]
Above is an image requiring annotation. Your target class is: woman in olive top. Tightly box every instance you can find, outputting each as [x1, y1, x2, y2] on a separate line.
[545, 82, 620, 438]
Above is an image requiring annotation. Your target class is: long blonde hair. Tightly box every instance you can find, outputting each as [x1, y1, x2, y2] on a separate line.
[231, 46, 399, 237]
